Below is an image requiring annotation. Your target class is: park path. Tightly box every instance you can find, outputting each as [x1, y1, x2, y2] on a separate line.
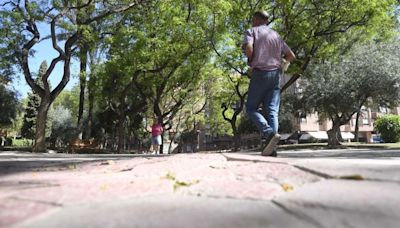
[1, 149, 400, 227]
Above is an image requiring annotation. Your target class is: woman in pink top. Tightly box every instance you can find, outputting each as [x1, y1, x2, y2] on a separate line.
[151, 118, 163, 154]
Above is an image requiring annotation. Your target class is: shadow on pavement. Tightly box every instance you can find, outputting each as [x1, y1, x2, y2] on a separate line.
[0, 151, 160, 176]
[277, 148, 400, 159]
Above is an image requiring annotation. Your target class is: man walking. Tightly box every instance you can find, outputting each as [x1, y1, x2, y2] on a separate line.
[243, 10, 295, 156]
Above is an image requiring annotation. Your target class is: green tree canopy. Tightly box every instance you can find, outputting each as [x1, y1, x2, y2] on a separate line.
[300, 41, 400, 146]
[0, 85, 18, 127]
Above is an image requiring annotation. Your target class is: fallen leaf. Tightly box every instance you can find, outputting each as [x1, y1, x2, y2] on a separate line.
[281, 183, 294, 192]
[164, 172, 176, 181]
[107, 160, 115, 165]
[100, 184, 109, 191]
[173, 179, 200, 191]
[100, 160, 116, 166]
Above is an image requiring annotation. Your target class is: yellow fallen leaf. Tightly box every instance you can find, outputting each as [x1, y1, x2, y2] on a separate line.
[173, 179, 200, 191]
[107, 160, 115, 165]
[281, 183, 294, 192]
[68, 164, 76, 170]
[164, 172, 176, 181]
[100, 184, 109, 191]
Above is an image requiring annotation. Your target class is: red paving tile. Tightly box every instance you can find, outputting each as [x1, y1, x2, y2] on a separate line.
[0, 153, 322, 227]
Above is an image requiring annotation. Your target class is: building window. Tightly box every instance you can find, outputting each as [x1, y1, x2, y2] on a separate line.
[361, 109, 370, 125]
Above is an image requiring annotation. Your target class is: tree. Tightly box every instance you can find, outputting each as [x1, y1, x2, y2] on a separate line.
[20, 61, 47, 140]
[20, 91, 40, 140]
[96, 60, 148, 153]
[103, 0, 230, 153]
[300, 41, 400, 147]
[75, 1, 101, 138]
[270, 0, 399, 91]
[52, 85, 80, 124]
[202, 67, 233, 137]
[220, 73, 248, 151]
[48, 106, 77, 148]
[209, 0, 398, 149]
[0, 0, 147, 152]
[0, 84, 18, 127]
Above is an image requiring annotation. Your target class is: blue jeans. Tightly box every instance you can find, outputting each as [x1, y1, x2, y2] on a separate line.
[246, 69, 281, 137]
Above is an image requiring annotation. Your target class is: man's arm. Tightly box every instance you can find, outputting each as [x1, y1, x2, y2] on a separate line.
[284, 49, 295, 62]
[282, 49, 295, 72]
[244, 42, 253, 61]
[242, 29, 254, 65]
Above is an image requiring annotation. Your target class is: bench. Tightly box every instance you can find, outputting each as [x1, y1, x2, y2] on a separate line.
[68, 139, 99, 153]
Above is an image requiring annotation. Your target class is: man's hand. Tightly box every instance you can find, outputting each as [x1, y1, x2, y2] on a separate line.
[282, 59, 290, 72]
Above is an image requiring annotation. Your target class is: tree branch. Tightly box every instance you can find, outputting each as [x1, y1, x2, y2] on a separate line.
[210, 39, 247, 76]
[83, 0, 145, 25]
[71, 0, 93, 10]
[18, 2, 44, 96]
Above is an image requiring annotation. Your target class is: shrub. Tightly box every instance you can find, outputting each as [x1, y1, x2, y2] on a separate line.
[374, 115, 400, 143]
[238, 116, 258, 135]
[48, 106, 77, 147]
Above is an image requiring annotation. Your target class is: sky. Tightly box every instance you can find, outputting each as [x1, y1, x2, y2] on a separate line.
[12, 23, 79, 99]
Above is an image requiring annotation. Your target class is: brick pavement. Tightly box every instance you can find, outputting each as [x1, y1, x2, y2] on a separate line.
[2, 150, 400, 228]
[0, 153, 321, 227]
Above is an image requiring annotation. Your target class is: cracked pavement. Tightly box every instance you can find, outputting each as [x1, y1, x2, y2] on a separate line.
[1, 149, 400, 228]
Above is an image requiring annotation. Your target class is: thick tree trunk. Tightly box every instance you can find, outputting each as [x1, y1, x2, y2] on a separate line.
[33, 99, 50, 152]
[77, 49, 88, 138]
[158, 116, 164, 154]
[355, 109, 361, 142]
[160, 134, 164, 154]
[168, 134, 175, 154]
[87, 90, 94, 138]
[327, 122, 341, 148]
[232, 122, 241, 151]
[116, 113, 125, 153]
[87, 74, 96, 138]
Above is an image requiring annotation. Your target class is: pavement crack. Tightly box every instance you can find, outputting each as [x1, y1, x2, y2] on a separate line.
[8, 196, 64, 207]
[271, 200, 326, 228]
[190, 193, 272, 202]
[222, 154, 289, 165]
[292, 165, 333, 179]
[293, 165, 400, 184]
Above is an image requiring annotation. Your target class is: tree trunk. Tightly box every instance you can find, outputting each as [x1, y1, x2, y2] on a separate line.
[160, 133, 164, 154]
[87, 74, 96, 138]
[355, 109, 361, 142]
[232, 121, 241, 152]
[168, 134, 174, 154]
[327, 122, 341, 148]
[116, 113, 125, 153]
[77, 48, 88, 138]
[33, 99, 50, 152]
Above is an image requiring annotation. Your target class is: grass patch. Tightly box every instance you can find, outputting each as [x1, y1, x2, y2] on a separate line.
[12, 138, 33, 147]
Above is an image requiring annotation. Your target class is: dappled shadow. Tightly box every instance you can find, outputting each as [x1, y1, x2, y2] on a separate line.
[277, 149, 400, 159]
[0, 151, 151, 176]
